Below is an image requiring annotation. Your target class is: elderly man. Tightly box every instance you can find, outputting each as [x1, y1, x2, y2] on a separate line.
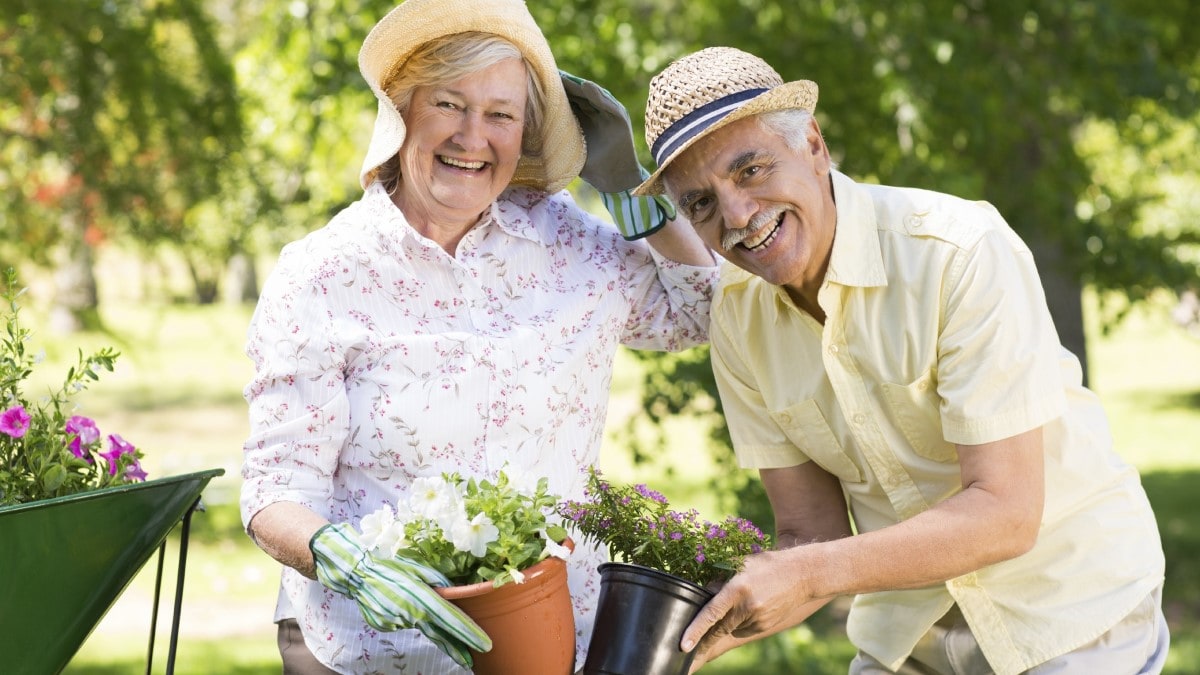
[632, 47, 1168, 674]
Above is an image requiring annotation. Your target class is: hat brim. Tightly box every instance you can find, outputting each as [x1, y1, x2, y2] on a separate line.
[632, 80, 817, 197]
[357, 0, 585, 193]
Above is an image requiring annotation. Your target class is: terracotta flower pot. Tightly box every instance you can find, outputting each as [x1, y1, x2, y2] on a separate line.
[583, 561, 715, 675]
[437, 538, 576, 675]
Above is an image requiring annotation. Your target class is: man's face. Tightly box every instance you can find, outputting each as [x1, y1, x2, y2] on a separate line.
[663, 114, 836, 297]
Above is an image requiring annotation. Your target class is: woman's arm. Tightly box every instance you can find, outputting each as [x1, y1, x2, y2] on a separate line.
[247, 501, 330, 580]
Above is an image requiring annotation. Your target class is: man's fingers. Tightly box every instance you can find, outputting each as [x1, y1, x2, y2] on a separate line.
[680, 586, 736, 652]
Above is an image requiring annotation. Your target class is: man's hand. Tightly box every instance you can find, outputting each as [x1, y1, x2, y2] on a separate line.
[681, 549, 831, 669]
[310, 523, 491, 668]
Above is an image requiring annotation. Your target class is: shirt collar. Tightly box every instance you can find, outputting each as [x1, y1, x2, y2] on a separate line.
[363, 182, 551, 248]
[827, 170, 888, 289]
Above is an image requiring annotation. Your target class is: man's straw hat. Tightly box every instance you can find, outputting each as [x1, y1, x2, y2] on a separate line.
[633, 47, 818, 196]
[357, 0, 585, 192]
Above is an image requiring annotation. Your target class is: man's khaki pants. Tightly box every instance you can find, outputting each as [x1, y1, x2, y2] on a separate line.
[849, 586, 1168, 675]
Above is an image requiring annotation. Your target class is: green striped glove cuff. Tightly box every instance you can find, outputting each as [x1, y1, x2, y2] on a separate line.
[600, 167, 677, 240]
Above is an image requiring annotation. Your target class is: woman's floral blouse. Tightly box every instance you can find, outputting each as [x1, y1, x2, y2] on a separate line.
[240, 182, 717, 673]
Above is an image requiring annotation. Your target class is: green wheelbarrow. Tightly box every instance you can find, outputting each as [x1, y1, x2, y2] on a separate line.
[0, 468, 225, 674]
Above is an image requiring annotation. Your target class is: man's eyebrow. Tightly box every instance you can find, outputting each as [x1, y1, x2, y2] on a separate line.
[727, 150, 764, 175]
[673, 148, 769, 208]
[677, 189, 703, 210]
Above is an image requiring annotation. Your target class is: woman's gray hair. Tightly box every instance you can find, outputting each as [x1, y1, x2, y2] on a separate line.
[375, 32, 546, 193]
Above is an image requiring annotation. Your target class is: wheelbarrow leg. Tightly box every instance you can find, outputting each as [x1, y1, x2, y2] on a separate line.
[145, 496, 201, 675]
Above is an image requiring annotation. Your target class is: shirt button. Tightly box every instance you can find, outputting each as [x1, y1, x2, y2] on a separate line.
[853, 413, 867, 425]
[828, 344, 840, 355]
[905, 214, 924, 228]
[917, 379, 929, 391]
[778, 413, 792, 424]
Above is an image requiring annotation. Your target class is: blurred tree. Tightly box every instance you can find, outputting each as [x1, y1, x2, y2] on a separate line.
[0, 0, 242, 321]
[213, 0, 395, 295]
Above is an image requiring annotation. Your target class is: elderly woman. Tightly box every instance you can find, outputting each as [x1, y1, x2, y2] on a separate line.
[238, 0, 717, 673]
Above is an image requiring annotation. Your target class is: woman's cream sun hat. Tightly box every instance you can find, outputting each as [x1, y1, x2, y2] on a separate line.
[357, 0, 585, 192]
[633, 47, 819, 196]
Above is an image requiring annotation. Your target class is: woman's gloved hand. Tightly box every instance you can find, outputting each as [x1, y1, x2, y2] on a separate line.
[309, 522, 492, 668]
[561, 70, 676, 240]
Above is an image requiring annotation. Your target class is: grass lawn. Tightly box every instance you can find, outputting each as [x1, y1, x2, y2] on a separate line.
[16, 272, 1195, 674]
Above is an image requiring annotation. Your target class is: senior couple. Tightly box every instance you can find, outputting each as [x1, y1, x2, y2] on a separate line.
[239, 0, 1168, 673]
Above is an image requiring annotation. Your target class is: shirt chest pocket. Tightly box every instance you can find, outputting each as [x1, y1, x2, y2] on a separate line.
[769, 399, 863, 483]
[880, 375, 958, 463]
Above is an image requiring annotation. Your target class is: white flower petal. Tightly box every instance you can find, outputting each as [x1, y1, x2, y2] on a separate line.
[451, 512, 499, 557]
[359, 505, 396, 550]
[542, 536, 572, 560]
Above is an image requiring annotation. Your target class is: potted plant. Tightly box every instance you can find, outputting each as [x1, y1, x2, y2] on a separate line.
[0, 268, 224, 674]
[352, 468, 575, 675]
[558, 468, 771, 675]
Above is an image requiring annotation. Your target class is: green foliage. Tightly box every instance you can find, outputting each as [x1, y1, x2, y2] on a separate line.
[0, 270, 145, 505]
[0, 0, 243, 280]
[543, 0, 1200, 303]
[559, 468, 771, 587]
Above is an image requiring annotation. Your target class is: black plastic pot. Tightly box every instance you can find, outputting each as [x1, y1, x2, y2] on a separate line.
[583, 561, 715, 675]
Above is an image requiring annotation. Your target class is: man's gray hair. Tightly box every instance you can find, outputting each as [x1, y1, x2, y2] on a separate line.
[757, 109, 815, 151]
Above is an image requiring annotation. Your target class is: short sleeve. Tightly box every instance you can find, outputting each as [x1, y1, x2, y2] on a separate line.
[936, 226, 1067, 445]
[711, 303, 811, 469]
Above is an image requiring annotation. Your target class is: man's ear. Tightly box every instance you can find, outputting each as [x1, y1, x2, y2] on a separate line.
[806, 117, 831, 175]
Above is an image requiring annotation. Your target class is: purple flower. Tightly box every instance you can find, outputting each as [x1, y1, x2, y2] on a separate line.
[65, 415, 101, 460]
[101, 434, 137, 476]
[634, 484, 668, 504]
[125, 459, 148, 482]
[0, 405, 31, 438]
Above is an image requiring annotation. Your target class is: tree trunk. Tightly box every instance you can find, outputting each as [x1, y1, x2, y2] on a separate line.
[1027, 234, 1089, 387]
[49, 209, 99, 334]
[223, 251, 259, 304]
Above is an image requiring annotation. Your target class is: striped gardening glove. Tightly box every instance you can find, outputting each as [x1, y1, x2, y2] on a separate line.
[598, 170, 679, 241]
[309, 523, 492, 668]
[561, 70, 677, 240]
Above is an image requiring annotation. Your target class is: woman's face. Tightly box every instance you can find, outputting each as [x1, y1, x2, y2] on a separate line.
[394, 57, 528, 234]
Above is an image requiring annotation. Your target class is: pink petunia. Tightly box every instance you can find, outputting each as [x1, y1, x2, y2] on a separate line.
[101, 433, 137, 476]
[0, 405, 31, 438]
[65, 415, 101, 460]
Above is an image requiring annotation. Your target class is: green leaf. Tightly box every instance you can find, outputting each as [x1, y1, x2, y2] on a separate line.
[42, 464, 68, 492]
[545, 524, 569, 544]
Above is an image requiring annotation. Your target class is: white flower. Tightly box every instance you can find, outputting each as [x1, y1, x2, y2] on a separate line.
[410, 475, 462, 525]
[501, 464, 541, 496]
[509, 567, 526, 584]
[375, 520, 408, 557]
[542, 533, 572, 561]
[450, 511, 499, 558]
[360, 505, 396, 551]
